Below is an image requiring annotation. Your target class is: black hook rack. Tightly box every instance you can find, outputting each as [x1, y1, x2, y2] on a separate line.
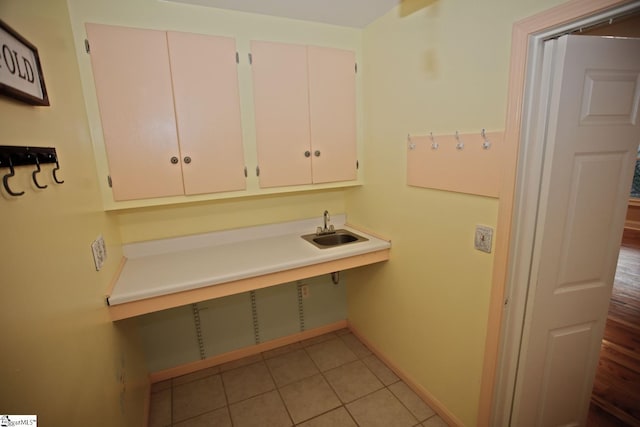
[0, 146, 64, 197]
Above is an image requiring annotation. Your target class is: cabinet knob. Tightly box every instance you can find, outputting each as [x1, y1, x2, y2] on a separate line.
[314, 150, 321, 157]
[184, 156, 192, 164]
[304, 151, 311, 158]
[170, 156, 179, 164]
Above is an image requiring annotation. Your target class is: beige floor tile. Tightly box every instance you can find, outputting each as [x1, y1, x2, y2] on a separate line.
[362, 354, 400, 386]
[346, 388, 418, 427]
[148, 387, 171, 427]
[173, 407, 232, 427]
[324, 360, 384, 403]
[279, 374, 341, 424]
[262, 342, 303, 359]
[265, 348, 319, 387]
[338, 333, 372, 358]
[173, 375, 226, 423]
[296, 407, 357, 427]
[222, 361, 275, 403]
[389, 381, 435, 421]
[219, 353, 263, 372]
[229, 390, 292, 427]
[173, 366, 220, 386]
[305, 337, 358, 371]
[422, 415, 449, 426]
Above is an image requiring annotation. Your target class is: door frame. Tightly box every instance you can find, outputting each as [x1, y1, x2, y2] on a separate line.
[477, 0, 640, 425]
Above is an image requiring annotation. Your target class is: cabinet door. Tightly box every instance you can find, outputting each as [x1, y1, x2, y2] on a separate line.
[251, 41, 312, 188]
[86, 24, 184, 201]
[308, 46, 357, 183]
[167, 32, 246, 195]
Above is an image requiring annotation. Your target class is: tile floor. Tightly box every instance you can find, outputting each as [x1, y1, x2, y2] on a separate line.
[149, 329, 449, 427]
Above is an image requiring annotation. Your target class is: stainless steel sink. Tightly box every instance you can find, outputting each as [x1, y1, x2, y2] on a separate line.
[301, 229, 368, 249]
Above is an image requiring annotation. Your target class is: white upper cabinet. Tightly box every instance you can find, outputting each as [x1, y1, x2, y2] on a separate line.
[86, 23, 245, 201]
[251, 41, 357, 188]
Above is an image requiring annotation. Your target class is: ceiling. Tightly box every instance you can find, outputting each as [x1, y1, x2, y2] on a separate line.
[164, 0, 402, 28]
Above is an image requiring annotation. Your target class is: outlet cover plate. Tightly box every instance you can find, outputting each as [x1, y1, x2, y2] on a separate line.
[91, 235, 107, 271]
[475, 225, 493, 253]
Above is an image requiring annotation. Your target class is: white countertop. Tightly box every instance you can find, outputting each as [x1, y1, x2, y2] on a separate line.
[108, 215, 391, 305]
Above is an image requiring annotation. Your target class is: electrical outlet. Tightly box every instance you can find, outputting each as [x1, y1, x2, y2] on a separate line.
[91, 235, 107, 271]
[475, 225, 493, 253]
[301, 285, 310, 299]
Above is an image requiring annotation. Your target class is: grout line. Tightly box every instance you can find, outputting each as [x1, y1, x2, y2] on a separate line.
[262, 354, 296, 426]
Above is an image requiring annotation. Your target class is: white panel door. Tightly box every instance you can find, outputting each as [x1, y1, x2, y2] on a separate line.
[307, 46, 357, 184]
[86, 24, 184, 201]
[167, 32, 246, 196]
[251, 41, 312, 188]
[512, 35, 640, 426]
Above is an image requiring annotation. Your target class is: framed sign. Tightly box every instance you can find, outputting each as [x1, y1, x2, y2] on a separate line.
[0, 19, 49, 106]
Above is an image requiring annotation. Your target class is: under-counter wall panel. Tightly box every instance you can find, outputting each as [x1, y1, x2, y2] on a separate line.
[301, 274, 347, 331]
[86, 24, 184, 200]
[407, 131, 504, 198]
[167, 31, 246, 195]
[254, 282, 300, 343]
[136, 275, 346, 373]
[198, 293, 255, 358]
[137, 305, 200, 373]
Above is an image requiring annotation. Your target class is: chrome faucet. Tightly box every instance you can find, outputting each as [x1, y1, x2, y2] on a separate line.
[317, 210, 335, 235]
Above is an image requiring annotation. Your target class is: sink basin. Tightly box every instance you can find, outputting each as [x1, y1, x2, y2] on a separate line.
[301, 229, 369, 249]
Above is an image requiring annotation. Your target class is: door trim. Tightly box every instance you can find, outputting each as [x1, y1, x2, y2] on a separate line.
[477, 0, 640, 425]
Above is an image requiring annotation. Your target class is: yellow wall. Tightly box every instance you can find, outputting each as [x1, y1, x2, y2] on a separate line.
[0, 0, 148, 425]
[347, 0, 565, 425]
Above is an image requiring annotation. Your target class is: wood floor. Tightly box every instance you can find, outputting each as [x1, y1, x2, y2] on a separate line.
[588, 232, 640, 427]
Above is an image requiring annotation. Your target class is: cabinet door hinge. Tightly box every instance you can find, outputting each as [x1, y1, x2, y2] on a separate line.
[236, 51, 240, 64]
[107, 175, 112, 187]
[84, 39, 90, 54]
[356, 160, 359, 170]
[244, 166, 248, 178]
[256, 166, 260, 177]
[355, 62, 358, 73]
[248, 53, 253, 65]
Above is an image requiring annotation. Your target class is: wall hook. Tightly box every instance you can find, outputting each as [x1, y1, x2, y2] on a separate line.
[455, 131, 464, 150]
[407, 134, 416, 150]
[3, 156, 25, 197]
[52, 154, 64, 184]
[481, 128, 491, 150]
[430, 132, 439, 150]
[31, 155, 48, 189]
